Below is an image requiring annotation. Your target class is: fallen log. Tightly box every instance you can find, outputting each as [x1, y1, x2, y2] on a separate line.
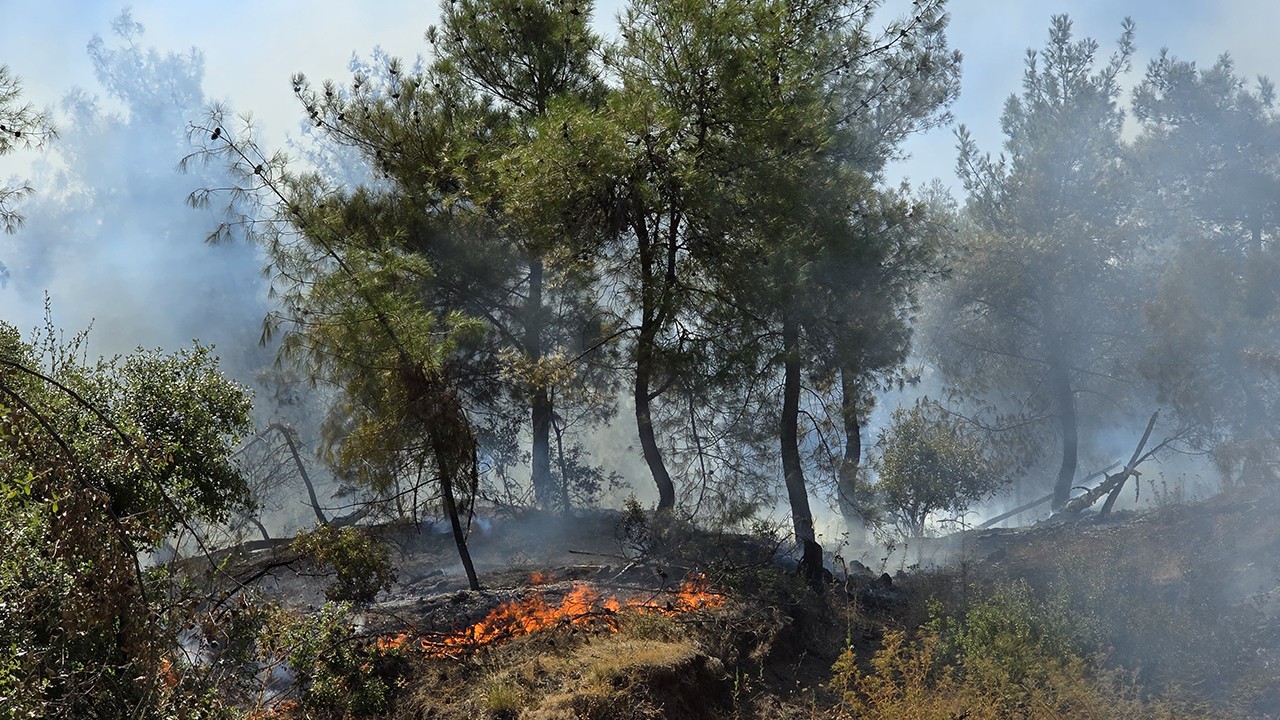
[977, 462, 1120, 529]
[1060, 410, 1159, 516]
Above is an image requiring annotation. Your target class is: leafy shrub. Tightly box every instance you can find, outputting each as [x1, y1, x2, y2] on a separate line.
[292, 525, 396, 605]
[0, 321, 252, 718]
[872, 401, 1003, 536]
[832, 582, 1214, 719]
[257, 602, 398, 719]
[935, 581, 1093, 709]
[616, 495, 653, 560]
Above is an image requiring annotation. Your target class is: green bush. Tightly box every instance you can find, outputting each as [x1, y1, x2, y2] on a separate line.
[0, 321, 252, 719]
[257, 602, 398, 719]
[831, 584, 1214, 720]
[292, 525, 396, 605]
[872, 401, 1002, 536]
[937, 581, 1085, 693]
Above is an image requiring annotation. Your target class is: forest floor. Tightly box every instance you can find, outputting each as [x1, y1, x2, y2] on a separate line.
[189, 485, 1280, 719]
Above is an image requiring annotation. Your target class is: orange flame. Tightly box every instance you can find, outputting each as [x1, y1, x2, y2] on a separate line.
[377, 575, 723, 658]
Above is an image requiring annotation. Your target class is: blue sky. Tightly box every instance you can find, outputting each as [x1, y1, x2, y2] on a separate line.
[2, 1, 1277, 188]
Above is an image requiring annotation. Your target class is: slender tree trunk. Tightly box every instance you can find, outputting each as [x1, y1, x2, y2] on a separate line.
[438, 457, 481, 591]
[418, 376, 481, 591]
[553, 416, 572, 511]
[1240, 222, 1273, 482]
[782, 314, 822, 589]
[781, 313, 815, 545]
[531, 388, 554, 507]
[632, 215, 676, 512]
[527, 258, 556, 509]
[1050, 355, 1078, 510]
[636, 334, 676, 511]
[836, 365, 862, 520]
[268, 423, 329, 524]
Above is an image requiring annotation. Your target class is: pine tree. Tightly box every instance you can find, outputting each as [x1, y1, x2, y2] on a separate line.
[0, 65, 55, 234]
[937, 15, 1139, 510]
[1132, 51, 1280, 485]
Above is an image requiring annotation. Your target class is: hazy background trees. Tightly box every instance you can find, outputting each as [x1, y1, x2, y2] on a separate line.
[929, 15, 1142, 511]
[1131, 51, 1280, 487]
[6, 1, 1280, 562]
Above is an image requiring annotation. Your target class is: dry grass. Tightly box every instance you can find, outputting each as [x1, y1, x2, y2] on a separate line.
[830, 629, 1215, 720]
[394, 611, 729, 720]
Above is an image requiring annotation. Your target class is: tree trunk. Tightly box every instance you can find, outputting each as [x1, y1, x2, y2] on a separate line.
[420, 377, 481, 591]
[782, 315, 822, 589]
[1061, 410, 1158, 516]
[1050, 355, 1078, 510]
[438, 459, 481, 591]
[553, 416, 572, 511]
[781, 313, 815, 546]
[267, 423, 329, 525]
[632, 215, 676, 513]
[1241, 222, 1273, 483]
[836, 365, 862, 520]
[527, 258, 557, 509]
[636, 335, 676, 512]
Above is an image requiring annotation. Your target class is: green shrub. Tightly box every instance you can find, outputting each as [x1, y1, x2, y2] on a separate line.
[832, 579, 1216, 719]
[292, 525, 396, 605]
[0, 322, 252, 719]
[939, 581, 1086, 692]
[872, 401, 1003, 536]
[257, 602, 399, 719]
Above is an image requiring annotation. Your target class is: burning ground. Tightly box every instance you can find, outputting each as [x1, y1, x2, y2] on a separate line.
[171, 490, 1280, 719]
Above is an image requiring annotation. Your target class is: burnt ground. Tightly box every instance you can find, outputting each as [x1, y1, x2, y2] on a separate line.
[175, 487, 1280, 719]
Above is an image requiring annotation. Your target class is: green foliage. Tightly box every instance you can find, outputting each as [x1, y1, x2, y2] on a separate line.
[1131, 51, 1280, 486]
[831, 624, 1207, 720]
[616, 494, 652, 560]
[292, 525, 396, 605]
[833, 581, 1212, 719]
[933, 582, 1086, 692]
[257, 602, 397, 719]
[872, 402, 1002, 536]
[597, 0, 961, 529]
[0, 65, 56, 233]
[191, 0, 620, 518]
[936, 14, 1141, 508]
[0, 321, 252, 718]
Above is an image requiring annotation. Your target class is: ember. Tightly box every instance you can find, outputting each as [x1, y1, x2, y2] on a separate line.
[378, 575, 723, 657]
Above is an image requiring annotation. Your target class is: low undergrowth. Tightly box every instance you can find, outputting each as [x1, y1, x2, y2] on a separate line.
[831, 582, 1213, 720]
[167, 499, 1280, 719]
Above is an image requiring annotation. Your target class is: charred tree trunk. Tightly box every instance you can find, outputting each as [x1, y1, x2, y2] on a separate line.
[1062, 410, 1158, 516]
[1050, 354, 1078, 511]
[836, 365, 863, 520]
[527, 258, 557, 510]
[781, 313, 816, 547]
